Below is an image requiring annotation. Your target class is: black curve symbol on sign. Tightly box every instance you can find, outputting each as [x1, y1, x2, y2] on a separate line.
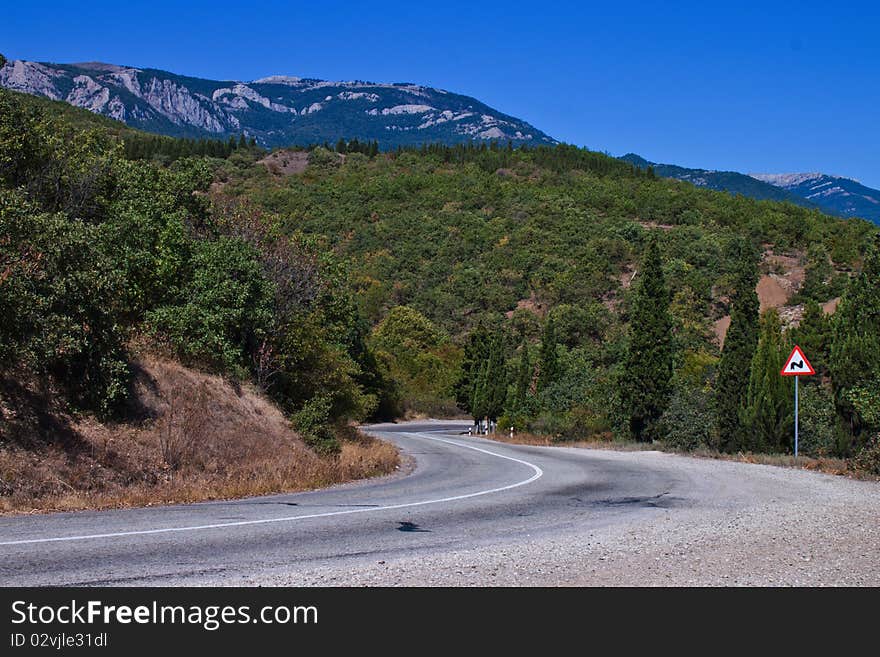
[791, 360, 804, 370]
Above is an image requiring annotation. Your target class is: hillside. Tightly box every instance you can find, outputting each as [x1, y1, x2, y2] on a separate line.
[0, 354, 397, 513]
[751, 173, 880, 225]
[0, 58, 556, 148]
[227, 145, 872, 338]
[219, 143, 880, 462]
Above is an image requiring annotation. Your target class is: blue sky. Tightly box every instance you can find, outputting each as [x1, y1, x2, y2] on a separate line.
[4, 1, 879, 187]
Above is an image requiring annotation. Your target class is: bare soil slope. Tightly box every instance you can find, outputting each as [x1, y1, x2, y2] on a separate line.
[0, 355, 398, 514]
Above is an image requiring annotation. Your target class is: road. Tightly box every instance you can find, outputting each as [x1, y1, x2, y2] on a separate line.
[1, 421, 878, 586]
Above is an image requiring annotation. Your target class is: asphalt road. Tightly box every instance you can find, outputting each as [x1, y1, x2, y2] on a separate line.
[1, 421, 878, 586]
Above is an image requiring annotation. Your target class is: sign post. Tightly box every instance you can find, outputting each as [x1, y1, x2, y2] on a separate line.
[780, 345, 815, 457]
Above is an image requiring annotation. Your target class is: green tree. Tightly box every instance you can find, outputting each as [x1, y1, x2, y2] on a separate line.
[454, 324, 492, 416]
[799, 244, 833, 302]
[508, 336, 532, 414]
[793, 300, 831, 377]
[147, 237, 274, 373]
[369, 306, 460, 415]
[829, 237, 880, 443]
[623, 238, 674, 441]
[537, 315, 560, 392]
[0, 190, 130, 415]
[742, 309, 792, 452]
[514, 338, 532, 409]
[472, 331, 507, 422]
[716, 243, 760, 451]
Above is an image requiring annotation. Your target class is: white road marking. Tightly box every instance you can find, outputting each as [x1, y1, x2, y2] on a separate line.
[0, 432, 543, 547]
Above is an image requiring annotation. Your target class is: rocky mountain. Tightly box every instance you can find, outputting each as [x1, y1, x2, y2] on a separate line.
[0, 59, 556, 149]
[619, 154, 817, 210]
[620, 154, 880, 225]
[749, 173, 880, 225]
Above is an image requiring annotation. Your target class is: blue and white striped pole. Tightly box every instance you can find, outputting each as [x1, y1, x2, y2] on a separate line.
[794, 375, 799, 458]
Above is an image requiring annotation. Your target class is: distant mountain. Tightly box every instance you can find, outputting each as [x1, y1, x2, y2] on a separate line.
[619, 154, 817, 209]
[749, 173, 880, 225]
[0, 59, 556, 149]
[620, 153, 880, 225]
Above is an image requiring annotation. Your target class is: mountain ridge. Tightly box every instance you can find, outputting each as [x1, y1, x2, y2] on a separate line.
[618, 153, 817, 209]
[748, 172, 880, 224]
[0, 58, 557, 149]
[621, 153, 880, 225]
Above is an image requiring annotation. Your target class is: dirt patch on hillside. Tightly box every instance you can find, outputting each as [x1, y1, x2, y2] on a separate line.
[713, 315, 732, 348]
[638, 221, 675, 231]
[0, 355, 398, 515]
[757, 274, 791, 311]
[506, 292, 548, 318]
[822, 297, 841, 314]
[619, 264, 637, 290]
[258, 150, 310, 176]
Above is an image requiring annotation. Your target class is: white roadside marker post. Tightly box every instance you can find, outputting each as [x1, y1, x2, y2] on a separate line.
[780, 345, 815, 459]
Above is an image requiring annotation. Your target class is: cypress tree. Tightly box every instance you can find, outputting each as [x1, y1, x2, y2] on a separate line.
[623, 237, 674, 441]
[794, 300, 831, 378]
[454, 324, 491, 417]
[481, 332, 508, 421]
[829, 237, 880, 438]
[536, 315, 559, 392]
[239, 133, 248, 149]
[742, 309, 792, 452]
[511, 337, 532, 413]
[471, 361, 489, 421]
[716, 243, 760, 451]
[465, 330, 507, 422]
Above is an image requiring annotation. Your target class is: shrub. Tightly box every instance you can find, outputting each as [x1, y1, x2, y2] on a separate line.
[658, 383, 716, 450]
[292, 395, 341, 455]
[0, 190, 130, 416]
[797, 383, 838, 457]
[850, 435, 880, 476]
[147, 237, 274, 373]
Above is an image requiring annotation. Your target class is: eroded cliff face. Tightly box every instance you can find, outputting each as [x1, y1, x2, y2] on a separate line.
[0, 59, 557, 148]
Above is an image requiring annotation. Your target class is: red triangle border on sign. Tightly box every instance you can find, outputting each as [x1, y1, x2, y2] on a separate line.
[780, 344, 815, 376]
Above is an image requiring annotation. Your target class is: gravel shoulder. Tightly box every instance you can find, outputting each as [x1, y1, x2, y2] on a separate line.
[248, 448, 880, 587]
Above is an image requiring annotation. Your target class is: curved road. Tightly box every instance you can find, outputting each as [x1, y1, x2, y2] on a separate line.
[1, 421, 878, 586]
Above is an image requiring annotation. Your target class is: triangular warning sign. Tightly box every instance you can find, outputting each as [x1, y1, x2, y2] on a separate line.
[781, 345, 815, 376]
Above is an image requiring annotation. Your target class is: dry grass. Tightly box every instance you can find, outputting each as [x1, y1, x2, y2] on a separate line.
[683, 449, 871, 478]
[484, 431, 868, 479]
[0, 355, 399, 515]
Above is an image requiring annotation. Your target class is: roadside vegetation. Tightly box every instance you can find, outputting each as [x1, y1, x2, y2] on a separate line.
[0, 88, 400, 511]
[225, 137, 878, 472]
[2, 76, 879, 511]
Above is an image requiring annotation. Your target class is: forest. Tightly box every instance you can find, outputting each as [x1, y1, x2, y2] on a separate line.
[2, 85, 879, 480]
